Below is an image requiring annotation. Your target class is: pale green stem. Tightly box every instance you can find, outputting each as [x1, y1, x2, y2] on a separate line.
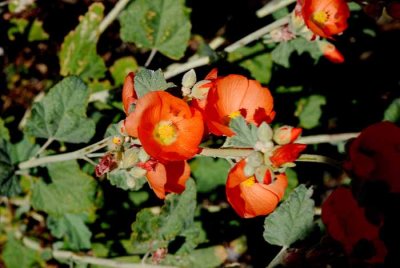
[32, 137, 55, 158]
[297, 132, 359, 144]
[256, 0, 297, 18]
[18, 138, 110, 170]
[266, 246, 288, 268]
[98, 0, 131, 34]
[20, 235, 175, 268]
[144, 48, 158, 67]
[297, 154, 342, 170]
[200, 148, 252, 159]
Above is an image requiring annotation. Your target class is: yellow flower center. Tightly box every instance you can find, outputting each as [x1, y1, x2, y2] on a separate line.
[242, 176, 256, 187]
[153, 120, 178, 145]
[229, 110, 242, 119]
[312, 11, 329, 25]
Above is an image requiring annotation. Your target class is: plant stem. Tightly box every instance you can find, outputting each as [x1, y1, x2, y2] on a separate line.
[32, 137, 55, 158]
[297, 154, 342, 170]
[20, 236, 175, 268]
[224, 15, 290, 53]
[266, 246, 288, 268]
[256, 0, 297, 18]
[164, 56, 211, 79]
[145, 48, 158, 67]
[18, 138, 110, 170]
[98, 0, 131, 34]
[200, 148, 252, 159]
[297, 132, 359, 144]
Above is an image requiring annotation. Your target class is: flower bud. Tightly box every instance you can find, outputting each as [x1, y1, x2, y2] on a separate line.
[191, 80, 211, 100]
[121, 147, 140, 168]
[138, 148, 150, 163]
[257, 122, 273, 143]
[273, 126, 302, 145]
[246, 151, 264, 168]
[130, 166, 147, 178]
[182, 69, 197, 89]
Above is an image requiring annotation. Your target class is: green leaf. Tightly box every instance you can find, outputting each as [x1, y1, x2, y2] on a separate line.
[228, 43, 273, 84]
[0, 118, 10, 141]
[295, 95, 326, 129]
[130, 179, 204, 253]
[119, 0, 191, 60]
[276, 85, 303, 94]
[110, 57, 139, 86]
[223, 116, 258, 148]
[271, 38, 322, 68]
[32, 160, 97, 216]
[163, 246, 227, 268]
[134, 68, 175, 98]
[8, 136, 39, 164]
[25, 76, 95, 143]
[128, 191, 150, 206]
[59, 3, 106, 80]
[107, 169, 146, 191]
[0, 139, 20, 197]
[263, 185, 315, 246]
[7, 18, 28, 40]
[384, 98, 400, 123]
[28, 19, 49, 42]
[190, 156, 229, 193]
[2, 234, 42, 268]
[282, 168, 299, 200]
[47, 214, 92, 250]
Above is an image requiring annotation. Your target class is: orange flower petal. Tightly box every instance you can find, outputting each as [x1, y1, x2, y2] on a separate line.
[146, 161, 190, 199]
[122, 72, 137, 115]
[270, 143, 307, 167]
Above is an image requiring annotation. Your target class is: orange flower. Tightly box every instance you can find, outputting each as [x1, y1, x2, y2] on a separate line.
[122, 72, 137, 115]
[204, 74, 275, 136]
[125, 91, 204, 162]
[301, 0, 350, 38]
[321, 187, 386, 263]
[273, 126, 303, 145]
[146, 160, 190, 199]
[270, 143, 307, 167]
[226, 160, 288, 218]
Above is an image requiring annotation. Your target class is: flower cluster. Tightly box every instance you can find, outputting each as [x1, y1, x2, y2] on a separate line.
[96, 69, 306, 218]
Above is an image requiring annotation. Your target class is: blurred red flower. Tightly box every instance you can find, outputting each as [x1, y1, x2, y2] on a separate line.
[204, 74, 275, 136]
[226, 160, 287, 218]
[301, 0, 350, 38]
[321, 187, 386, 263]
[125, 91, 204, 162]
[344, 121, 400, 193]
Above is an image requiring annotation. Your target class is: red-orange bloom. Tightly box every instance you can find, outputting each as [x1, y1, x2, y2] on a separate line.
[318, 42, 344, 63]
[226, 160, 288, 218]
[321, 187, 386, 263]
[125, 91, 204, 162]
[122, 72, 137, 115]
[270, 143, 307, 167]
[343, 121, 400, 193]
[204, 74, 275, 136]
[301, 0, 350, 38]
[146, 160, 190, 199]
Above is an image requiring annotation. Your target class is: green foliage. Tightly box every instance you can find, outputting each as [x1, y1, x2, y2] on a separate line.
[130, 179, 206, 253]
[7, 18, 28, 40]
[263, 185, 315, 246]
[295, 95, 326, 129]
[2, 234, 43, 268]
[0, 118, 10, 141]
[128, 191, 150, 206]
[59, 3, 106, 80]
[47, 214, 92, 250]
[107, 169, 147, 191]
[25, 76, 95, 143]
[134, 68, 175, 98]
[190, 156, 229, 193]
[384, 98, 400, 123]
[162, 246, 227, 267]
[119, 0, 191, 60]
[272, 38, 322, 68]
[283, 168, 299, 200]
[32, 160, 97, 216]
[28, 19, 49, 42]
[0, 139, 20, 197]
[110, 57, 139, 86]
[223, 116, 258, 148]
[8, 136, 39, 164]
[228, 43, 273, 84]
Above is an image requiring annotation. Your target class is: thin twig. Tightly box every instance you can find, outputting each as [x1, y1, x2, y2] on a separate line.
[98, 0, 131, 34]
[164, 56, 211, 79]
[145, 48, 158, 67]
[266, 246, 288, 268]
[32, 137, 55, 158]
[297, 154, 342, 170]
[224, 15, 290, 53]
[18, 137, 111, 170]
[256, 0, 296, 18]
[81, 155, 98, 166]
[297, 132, 359, 144]
[20, 236, 175, 268]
